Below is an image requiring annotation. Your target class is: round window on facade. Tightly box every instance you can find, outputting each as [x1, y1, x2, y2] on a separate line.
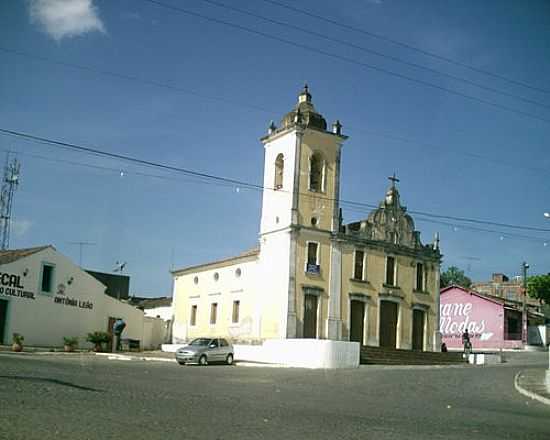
[235, 268, 242, 278]
[193, 276, 199, 285]
[213, 272, 219, 281]
[311, 217, 318, 227]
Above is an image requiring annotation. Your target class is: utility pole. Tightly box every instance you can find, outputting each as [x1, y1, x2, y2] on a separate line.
[68, 241, 96, 267]
[522, 261, 529, 346]
[0, 155, 21, 250]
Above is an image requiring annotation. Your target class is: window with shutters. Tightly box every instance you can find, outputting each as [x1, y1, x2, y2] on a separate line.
[386, 256, 396, 286]
[210, 303, 218, 325]
[416, 263, 424, 291]
[232, 300, 240, 323]
[354, 250, 365, 280]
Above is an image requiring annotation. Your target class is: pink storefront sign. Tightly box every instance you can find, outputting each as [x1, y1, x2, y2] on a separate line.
[440, 286, 521, 349]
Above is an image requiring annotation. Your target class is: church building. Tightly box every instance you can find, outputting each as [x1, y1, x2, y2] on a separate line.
[171, 86, 442, 351]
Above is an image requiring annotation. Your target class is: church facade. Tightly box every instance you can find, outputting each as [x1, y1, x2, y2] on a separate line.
[171, 87, 442, 351]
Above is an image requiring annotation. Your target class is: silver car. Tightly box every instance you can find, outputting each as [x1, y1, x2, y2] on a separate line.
[175, 338, 234, 366]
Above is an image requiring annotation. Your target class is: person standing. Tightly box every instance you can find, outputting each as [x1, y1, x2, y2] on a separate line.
[112, 319, 127, 353]
[462, 328, 472, 354]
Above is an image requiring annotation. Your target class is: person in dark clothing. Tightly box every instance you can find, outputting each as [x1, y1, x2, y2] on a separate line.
[462, 328, 472, 354]
[441, 342, 448, 352]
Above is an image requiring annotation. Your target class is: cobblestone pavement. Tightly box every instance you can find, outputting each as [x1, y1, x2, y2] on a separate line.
[0, 352, 548, 440]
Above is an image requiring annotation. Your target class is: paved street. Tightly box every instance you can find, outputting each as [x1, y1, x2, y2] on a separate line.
[0, 352, 548, 440]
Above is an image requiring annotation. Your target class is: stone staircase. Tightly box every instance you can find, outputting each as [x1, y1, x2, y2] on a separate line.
[360, 345, 466, 365]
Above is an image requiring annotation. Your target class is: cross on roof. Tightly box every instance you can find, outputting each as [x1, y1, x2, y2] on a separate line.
[388, 172, 399, 187]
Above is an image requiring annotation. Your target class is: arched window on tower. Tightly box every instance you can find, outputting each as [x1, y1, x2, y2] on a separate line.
[309, 153, 324, 192]
[274, 153, 284, 190]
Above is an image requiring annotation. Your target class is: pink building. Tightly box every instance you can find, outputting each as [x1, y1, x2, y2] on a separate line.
[440, 286, 523, 350]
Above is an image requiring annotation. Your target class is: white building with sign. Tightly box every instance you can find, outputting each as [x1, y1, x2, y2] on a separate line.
[0, 245, 158, 349]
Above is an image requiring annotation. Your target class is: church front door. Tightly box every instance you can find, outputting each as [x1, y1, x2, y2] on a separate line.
[303, 294, 318, 338]
[350, 300, 365, 345]
[412, 309, 425, 351]
[379, 301, 398, 348]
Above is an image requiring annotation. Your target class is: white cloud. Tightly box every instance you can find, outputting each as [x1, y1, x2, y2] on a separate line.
[28, 0, 106, 41]
[10, 219, 32, 238]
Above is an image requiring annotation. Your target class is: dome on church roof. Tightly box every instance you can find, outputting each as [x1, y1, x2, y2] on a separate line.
[280, 84, 327, 131]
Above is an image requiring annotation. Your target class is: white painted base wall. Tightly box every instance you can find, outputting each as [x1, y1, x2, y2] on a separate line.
[235, 339, 360, 369]
[161, 343, 187, 353]
[163, 340, 360, 368]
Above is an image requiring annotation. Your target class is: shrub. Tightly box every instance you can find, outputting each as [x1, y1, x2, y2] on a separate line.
[63, 336, 79, 348]
[12, 333, 24, 345]
[86, 331, 111, 345]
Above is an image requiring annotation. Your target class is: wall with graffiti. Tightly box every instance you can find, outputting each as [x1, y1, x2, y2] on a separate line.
[440, 286, 522, 350]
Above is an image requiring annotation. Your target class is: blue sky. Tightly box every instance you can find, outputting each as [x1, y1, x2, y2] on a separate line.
[1, 0, 549, 296]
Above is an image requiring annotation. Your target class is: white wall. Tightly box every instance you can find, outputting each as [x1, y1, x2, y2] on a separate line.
[144, 305, 173, 321]
[257, 230, 291, 339]
[234, 339, 360, 369]
[172, 258, 260, 343]
[0, 247, 145, 348]
[260, 131, 298, 234]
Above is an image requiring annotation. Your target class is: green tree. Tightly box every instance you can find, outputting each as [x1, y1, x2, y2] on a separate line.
[527, 274, 550, 304]
[440, 266, 472, 289]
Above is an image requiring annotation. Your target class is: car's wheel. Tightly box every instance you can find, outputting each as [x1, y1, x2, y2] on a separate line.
[226, 354, 234, 365]
[199, 355, 208, 366]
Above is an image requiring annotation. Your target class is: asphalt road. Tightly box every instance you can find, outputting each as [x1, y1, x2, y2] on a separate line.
[0, 352, 548, 440]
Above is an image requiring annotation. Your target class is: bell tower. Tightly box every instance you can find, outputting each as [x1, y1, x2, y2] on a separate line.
[259, 85, 347, 235]
[258, 85, 347, 339]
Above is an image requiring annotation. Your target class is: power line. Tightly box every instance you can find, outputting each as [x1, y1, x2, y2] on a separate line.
[0, 128, 263, 191]
[2, 46, 548, 179]
[0, 47, 272, 116]
[9, 143, 549, 244]
[413, 216, 549, 243]
[200, 0, 550, 111]
[344, 205, 549, 243]
[259, 0, 550, 96]
[2, 126, 550, 235]
[137, 0, 550, 126]
[0, 148, 237, 190]
[359, 128, 550, 177]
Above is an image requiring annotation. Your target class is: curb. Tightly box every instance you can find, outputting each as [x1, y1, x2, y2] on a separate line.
[0, 350, 92, 356]
[95, 353, 176, 363]
[514, 371, 550, 406]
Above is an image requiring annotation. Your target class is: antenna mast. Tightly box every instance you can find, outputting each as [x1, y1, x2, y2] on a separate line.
[0, 155, 21, 250]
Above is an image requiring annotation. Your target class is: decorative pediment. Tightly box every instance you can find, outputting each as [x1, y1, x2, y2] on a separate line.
[343, 175, 440, 258]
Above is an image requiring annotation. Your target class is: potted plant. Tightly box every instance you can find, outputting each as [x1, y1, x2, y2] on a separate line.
[86, 331, 111, 352]
[12, 333, 24, 352]
[63, 336, 79, 352]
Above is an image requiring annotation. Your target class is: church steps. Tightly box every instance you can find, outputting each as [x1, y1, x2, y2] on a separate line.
[360, 346, 466, 365]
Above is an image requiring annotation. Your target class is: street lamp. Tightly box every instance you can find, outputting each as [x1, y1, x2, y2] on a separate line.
[522, 262, 529, 346]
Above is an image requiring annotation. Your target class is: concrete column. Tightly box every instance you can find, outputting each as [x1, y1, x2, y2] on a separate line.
[433, 264, 442, 351]
[290, 130, 303, 225]
[331, 145, 342, 233]
[286, 228, 298, 338]
[327, 241, 342, 340]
